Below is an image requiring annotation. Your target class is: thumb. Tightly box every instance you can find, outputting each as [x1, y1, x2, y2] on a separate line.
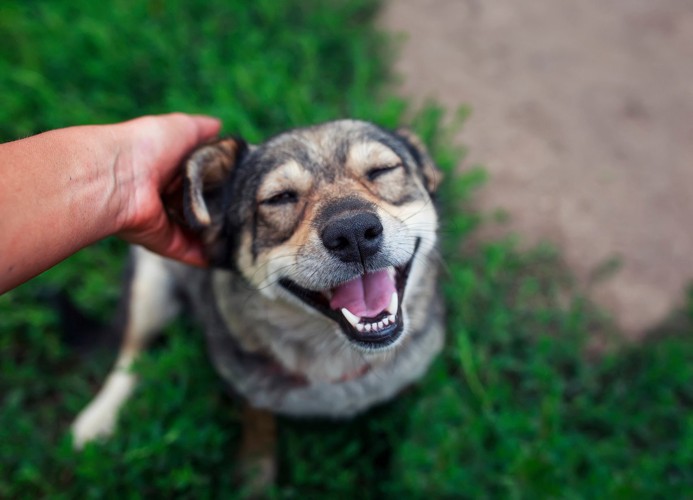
[189, 114, 223, 143]
[130, 113, 223, 189]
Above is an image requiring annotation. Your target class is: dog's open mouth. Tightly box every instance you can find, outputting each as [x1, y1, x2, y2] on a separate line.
[279, 239, 420, 349]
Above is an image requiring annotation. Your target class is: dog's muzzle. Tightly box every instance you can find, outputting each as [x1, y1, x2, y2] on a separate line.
[277, 196, 420, 349]
[279, 236, 420, 350]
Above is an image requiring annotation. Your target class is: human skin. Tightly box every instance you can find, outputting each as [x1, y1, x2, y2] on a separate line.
[0, 113, 221, 294]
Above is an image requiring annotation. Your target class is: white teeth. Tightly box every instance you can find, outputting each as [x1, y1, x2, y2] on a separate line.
[341, 295, 400, 333]
[341, 308, 361, 328]
[387, 292, 399, 315]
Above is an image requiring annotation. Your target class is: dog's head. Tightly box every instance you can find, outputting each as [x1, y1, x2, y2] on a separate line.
[183, 120, 441, 351]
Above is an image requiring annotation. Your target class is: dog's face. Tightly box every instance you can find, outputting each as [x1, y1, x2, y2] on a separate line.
[184, 120, 440, 351]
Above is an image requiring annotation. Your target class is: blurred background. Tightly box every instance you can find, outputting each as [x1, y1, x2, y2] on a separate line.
[383, 0, 693, 339]
[1, 0, 691, 497]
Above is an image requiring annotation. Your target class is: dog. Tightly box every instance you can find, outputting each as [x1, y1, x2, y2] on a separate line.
[71, 119, 445, 485]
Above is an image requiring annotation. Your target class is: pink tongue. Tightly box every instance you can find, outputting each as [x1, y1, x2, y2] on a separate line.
[329, 270, 395, 318]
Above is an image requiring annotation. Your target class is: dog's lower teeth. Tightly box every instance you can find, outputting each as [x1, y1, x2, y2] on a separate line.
[342, 307, 399, 333]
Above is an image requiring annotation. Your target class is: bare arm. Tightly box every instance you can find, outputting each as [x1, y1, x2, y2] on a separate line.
[0, 113, 221, 293]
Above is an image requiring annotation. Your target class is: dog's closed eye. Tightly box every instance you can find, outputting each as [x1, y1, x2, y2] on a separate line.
[366, 164, 402, 181]
[261, 190, 299, 206]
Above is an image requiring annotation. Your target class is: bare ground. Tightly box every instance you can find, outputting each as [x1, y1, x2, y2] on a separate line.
[381, 0, 693, 338]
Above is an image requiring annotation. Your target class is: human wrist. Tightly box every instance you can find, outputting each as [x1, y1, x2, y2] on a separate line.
[101, 118, 166, 238]
[103, 121, 141, 236]
[67, 123, 130, 241]
[0, 124, 129, 291]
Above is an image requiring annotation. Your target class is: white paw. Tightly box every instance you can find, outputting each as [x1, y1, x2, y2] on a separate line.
[71, 400, 118, 449]
[71, 371, 136, 449]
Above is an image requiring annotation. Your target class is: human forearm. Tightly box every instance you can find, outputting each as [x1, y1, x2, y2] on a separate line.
[0, 114, 221, 293]
[0, 125, 123, 292]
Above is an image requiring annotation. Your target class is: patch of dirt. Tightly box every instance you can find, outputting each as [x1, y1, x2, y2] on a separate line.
[381, 0, 693, 338]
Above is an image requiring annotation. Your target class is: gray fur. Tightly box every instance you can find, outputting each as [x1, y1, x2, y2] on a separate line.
[163, 247, 443, 417]
[73, 120, 445, 449]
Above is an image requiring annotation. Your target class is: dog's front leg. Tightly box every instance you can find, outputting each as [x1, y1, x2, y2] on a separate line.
[71, 246, 181, 448]
[237, 404, 278, 495]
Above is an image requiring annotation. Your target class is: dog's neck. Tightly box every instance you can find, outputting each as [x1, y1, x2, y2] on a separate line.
[263, 355, 372, 386]
[211, 271, 382, 384]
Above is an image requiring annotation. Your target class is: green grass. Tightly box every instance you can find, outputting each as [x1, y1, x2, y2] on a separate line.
[1, 0, 692, 497]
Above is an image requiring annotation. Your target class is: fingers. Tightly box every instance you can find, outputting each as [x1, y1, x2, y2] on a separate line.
[189, 114, 223, 143]
[122, 113, 222, 189]
[159, 113, 222, 171]
[116, 113, 222, 266]
[144, 224, 208, 268]
[158, 112, 222, 154]
[152, 209, 208, 267]
[160, 226, 208, 268]
[122, 201, 208, 268]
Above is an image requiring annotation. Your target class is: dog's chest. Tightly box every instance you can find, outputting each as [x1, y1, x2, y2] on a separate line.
[173, 264, 444, 417]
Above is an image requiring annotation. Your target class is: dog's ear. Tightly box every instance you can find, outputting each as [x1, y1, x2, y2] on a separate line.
[395, 128, 442, 194]
[183, 137, 248, 235]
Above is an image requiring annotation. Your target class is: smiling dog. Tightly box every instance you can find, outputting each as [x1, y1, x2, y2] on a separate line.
[71, 119, 444, 479]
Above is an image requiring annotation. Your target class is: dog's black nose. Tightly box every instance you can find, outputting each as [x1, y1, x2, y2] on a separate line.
[321, 212, 384, 263]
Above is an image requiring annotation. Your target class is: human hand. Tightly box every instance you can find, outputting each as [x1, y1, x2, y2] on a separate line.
[0, 113, 221, 293]
[110, 113, 222, 266]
